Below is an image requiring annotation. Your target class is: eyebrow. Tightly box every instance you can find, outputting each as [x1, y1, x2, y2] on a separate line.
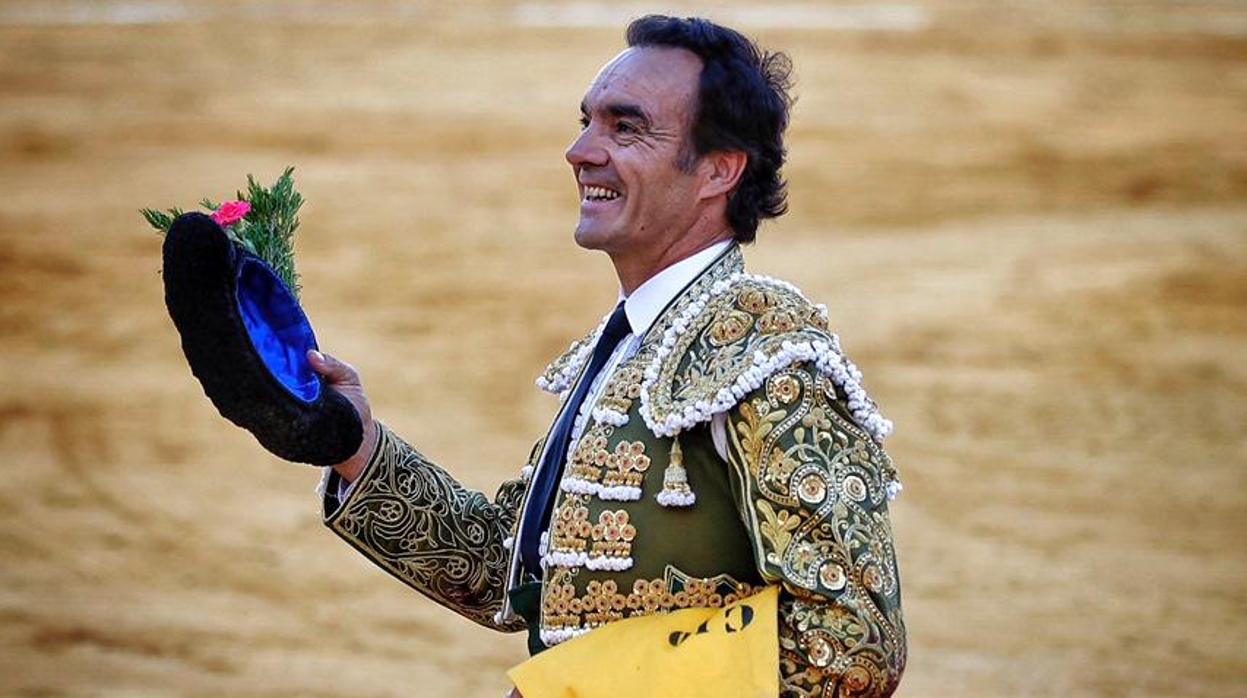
[580, 100, 653, 128]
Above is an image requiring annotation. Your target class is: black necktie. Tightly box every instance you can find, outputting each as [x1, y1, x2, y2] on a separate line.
[519, 302, 632, 576]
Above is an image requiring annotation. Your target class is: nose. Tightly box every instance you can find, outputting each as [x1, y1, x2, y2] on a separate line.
[565, 125, 608, 170]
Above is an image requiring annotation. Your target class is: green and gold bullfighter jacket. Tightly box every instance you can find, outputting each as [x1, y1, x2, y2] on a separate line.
[324, 245, 907, 696]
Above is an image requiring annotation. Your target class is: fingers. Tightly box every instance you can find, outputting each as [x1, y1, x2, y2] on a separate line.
[307, 349, 360, 386]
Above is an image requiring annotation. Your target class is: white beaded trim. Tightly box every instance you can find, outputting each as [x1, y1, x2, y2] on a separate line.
[591, 406, 629, 427]
[597, 484, 642, 501]
[519, 465, 533, 482]
[535, 311, 611, 394]
[541, 550, 587, 568]
[638, 273, 894, 445]
[559, 477, 601, 496]
[585, 555, 633, 571]
[540, 626, 591, 646]
[502, 535, 514, 551]
[656, 490, 696, 507]
[886, 481, 903, 501]
[558, 478, 641, 501]
[540, 550, 634, 572]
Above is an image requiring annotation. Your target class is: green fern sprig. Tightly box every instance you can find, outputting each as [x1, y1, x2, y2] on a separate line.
[142, 167, 304, 297]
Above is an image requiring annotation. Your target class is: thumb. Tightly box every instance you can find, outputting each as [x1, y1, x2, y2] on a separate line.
[307, 349, 359, 386]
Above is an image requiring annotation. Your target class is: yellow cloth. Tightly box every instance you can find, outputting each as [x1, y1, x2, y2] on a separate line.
[508, 585, 779, 698]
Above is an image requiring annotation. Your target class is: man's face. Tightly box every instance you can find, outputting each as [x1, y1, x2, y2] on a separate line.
[566, 46, 704, 255]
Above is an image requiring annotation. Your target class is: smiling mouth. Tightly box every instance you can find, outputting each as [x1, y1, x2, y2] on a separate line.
[583, 185, 621, 202]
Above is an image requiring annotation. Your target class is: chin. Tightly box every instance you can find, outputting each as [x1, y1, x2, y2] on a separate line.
[573, 222, 616, 251]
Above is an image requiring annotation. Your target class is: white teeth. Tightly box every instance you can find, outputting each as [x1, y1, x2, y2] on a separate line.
[584, 186, 619, 201]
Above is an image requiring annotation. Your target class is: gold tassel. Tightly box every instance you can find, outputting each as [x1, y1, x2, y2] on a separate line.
[655, 436, 695, 507]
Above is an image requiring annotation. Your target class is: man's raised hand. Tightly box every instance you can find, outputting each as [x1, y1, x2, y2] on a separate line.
[308, 350, 377, 482]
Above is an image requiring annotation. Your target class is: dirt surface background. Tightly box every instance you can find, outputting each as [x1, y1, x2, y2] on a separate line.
[1, 1, 1245, 696]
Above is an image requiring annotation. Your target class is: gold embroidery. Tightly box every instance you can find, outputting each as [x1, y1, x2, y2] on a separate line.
[598, 363, 645, 414]
[566, 427, 611, 486]
[728, 368, 905, 696]
[642, 269, 886, 450]
[549, 497, 591, 554]
[769, 374, 801, 405]
[542, 568, 579, 630]
[603, 440, 650, 490]
[759, 308, 800, 334]
[326, 424, 527, 632]
[588, 509, 636, 561]
[551, 573, 761, 632]
[709, 309, 753, 346]
[738, 288, 772, 314]
[756, 499, 801, 563]
[656, 436, 695, 506]
[797, 473, 828, 504]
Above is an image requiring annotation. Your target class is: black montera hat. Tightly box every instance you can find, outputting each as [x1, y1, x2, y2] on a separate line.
[162, 212, 362, 465]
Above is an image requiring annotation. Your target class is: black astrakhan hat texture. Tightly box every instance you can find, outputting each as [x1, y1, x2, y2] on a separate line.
[162, 212, 362, 465]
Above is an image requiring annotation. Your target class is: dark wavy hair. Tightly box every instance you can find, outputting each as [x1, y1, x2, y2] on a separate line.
[626, 15, 793, 243]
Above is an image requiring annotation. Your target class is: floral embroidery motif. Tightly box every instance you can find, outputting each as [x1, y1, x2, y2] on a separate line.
[327, 424, 528, 632]
[709, 309, 753, 346]
[728, 368, 905, 697]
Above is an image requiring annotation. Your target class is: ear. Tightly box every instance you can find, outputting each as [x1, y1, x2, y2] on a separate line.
[698, 150, 748, 201]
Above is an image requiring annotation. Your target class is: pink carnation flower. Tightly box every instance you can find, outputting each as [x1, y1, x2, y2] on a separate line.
[211, 200, 251, 227]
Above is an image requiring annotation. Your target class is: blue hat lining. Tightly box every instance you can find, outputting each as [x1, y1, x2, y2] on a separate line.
[235, 255, 321, 403]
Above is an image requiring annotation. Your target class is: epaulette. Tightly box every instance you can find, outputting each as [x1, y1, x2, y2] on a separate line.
[637, 273, 895, 445]
[534, 312, 611, 395]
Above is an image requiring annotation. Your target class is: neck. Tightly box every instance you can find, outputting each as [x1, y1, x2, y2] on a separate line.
[611, 225, 734, 295]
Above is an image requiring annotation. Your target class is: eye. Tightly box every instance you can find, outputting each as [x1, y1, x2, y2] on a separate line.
[578, 115, 590, 129]
[616, 121, 638, 134]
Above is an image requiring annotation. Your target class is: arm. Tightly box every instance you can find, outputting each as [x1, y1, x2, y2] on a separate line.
[723, 363, 906, 697]
[310, 350, 528, 632]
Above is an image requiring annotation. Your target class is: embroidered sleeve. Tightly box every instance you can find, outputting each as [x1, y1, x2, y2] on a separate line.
[324, 422, 528, 632]
[724, 363, 906, 697]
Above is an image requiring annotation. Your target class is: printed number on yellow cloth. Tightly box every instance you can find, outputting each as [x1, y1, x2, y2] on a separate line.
[508, 585, 779, 698]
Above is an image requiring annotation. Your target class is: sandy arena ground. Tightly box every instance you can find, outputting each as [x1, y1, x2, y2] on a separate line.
[1, 1, 1245, 696]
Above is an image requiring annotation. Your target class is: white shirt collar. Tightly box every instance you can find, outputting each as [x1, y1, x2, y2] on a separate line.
[621, 239, 734, 336]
